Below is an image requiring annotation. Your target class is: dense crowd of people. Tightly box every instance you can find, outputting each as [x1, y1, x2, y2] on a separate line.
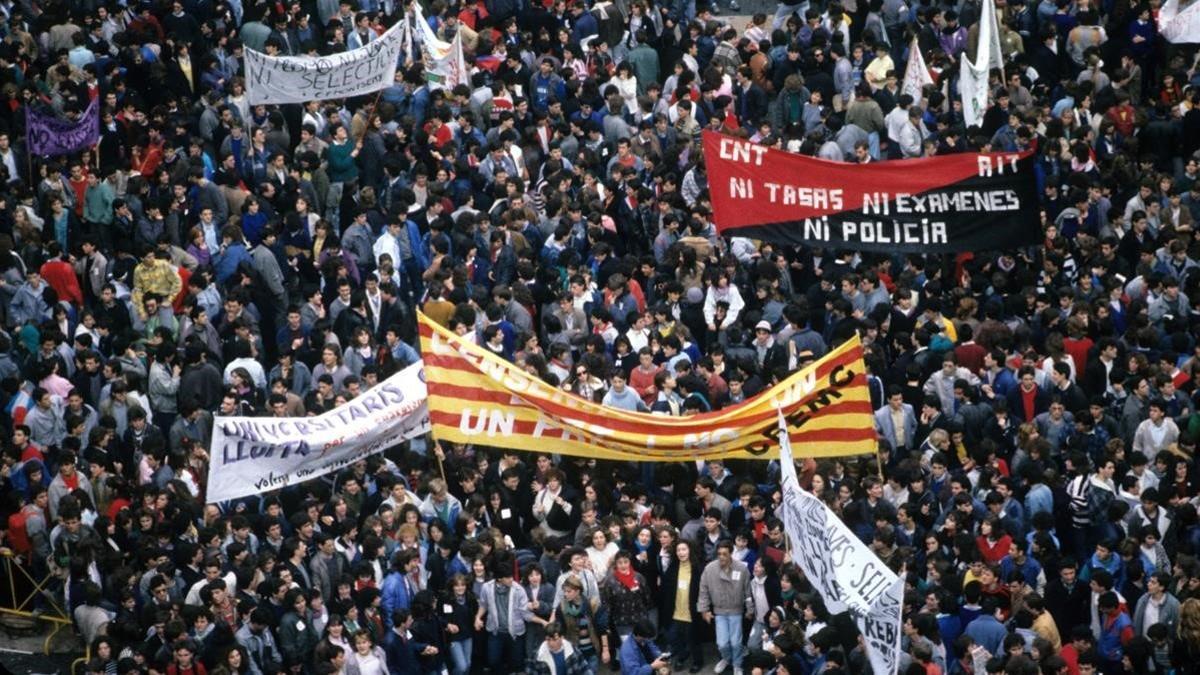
[1, 0, 1200, 675]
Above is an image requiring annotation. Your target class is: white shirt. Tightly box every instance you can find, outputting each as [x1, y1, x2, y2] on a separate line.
[224, 357, 267, 390]
[625, 327, 649, 353]
[352, 649, 386, 675]
[0, 148, 17, 183]
[587, 541, 619, 578]
[371, 228, 398, 269]
[885, 105, 909, 142]
[1142, 594, 1163, 637]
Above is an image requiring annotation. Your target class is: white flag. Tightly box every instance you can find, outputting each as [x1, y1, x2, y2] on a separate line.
[1160, 0, 1200, 43]
[401, 16, 414, 64]
[978, 0, 1004, 72]
[412, 4, 469, 90]
[901, 37, 934, 103]
[777, 408, 904, 675]
[960, 0, 1003, 128]
[244, 20, 406, 105]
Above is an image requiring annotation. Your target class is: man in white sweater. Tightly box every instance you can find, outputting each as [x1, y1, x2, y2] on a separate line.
[1132, 399, 1180, 458]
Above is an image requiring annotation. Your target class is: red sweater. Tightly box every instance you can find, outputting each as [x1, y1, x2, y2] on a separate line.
[976, 534, 1012, 565]
[955, 341, 987, 375]
[40, 259, 83, 307]
[629, 365, 661, 405]
[1064, 337, 1094, 378]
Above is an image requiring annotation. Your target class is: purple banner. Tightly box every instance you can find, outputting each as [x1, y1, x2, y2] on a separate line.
[26, 98, 100, 157]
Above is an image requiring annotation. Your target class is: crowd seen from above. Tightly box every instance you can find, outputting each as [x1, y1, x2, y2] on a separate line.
[3, 0, 1200, 675]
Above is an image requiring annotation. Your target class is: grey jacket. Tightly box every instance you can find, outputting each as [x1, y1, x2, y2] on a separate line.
[235, 623, 283, 675]
[697, 559, 753, 616]
[309, 551, 348, 601]
[148, 362, 180, 414]
[1132, 591, 1181, 636]
[251, 244, 287, 301]
[480, 579, 530, 637]
[49, 471, 95, 520]
[25, 403, 66, 449]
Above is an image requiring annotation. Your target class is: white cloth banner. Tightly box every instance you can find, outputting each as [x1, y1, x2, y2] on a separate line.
[411, 5, 469, 89]
[207, 363, 430, 502]
[902, 37, 934, 103]
[777, 409, 904, 674]
[959, 61, 989, 129]
[960, 0, 1003, 128]
[1160, 0, 1200, 43]
[244, 20, 406, 105]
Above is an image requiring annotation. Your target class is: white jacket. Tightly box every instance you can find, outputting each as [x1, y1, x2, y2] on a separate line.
[703, 284, 745, 329]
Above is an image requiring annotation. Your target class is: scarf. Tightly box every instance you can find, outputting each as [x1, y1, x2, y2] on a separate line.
[613, 567, 638, 591]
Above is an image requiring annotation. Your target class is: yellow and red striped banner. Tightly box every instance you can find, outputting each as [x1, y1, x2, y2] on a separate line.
[418, 312, 877, 461]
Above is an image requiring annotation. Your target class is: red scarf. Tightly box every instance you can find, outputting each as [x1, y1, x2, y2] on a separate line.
[613, 567, 638, 591]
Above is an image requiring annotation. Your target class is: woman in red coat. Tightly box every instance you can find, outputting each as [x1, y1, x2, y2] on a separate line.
[976, 515, 1013, 566]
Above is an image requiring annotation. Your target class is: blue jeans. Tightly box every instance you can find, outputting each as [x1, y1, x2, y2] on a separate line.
[325, 181, 344, 231]
[747, 620, 766, 650]
[714, 613, 745, 667]
[772, 1, 809, 29]
[448, 638, 472, 675]
[487, 632, 524, 674]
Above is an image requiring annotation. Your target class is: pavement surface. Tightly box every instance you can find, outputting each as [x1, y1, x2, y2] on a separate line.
[713, 1, 775, 17]
[0, 622, 79, 675]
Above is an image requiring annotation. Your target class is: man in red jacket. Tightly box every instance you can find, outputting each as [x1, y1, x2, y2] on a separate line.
[39, 241, 83, 307]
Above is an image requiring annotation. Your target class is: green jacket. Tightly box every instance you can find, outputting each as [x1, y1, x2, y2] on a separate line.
[625, 46, 660, 96]
[325, 140, 359, 183]
[84, 182, 115, 225]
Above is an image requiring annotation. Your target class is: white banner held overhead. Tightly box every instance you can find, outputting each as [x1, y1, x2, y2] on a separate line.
[1160, 0, 1200, 43]
[207, 363, 430, 502]
[777, 409, 904, 675]
[901, 37, 934, 103]
[959, 0, 1003, 128]
[411, 4, 469, 89]
[244, 20, 406, 105]
[959, 58, 988, 128]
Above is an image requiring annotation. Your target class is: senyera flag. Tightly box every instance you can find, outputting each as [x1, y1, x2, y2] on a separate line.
[418, 312, 876, 462]
[702, 130, 1041, 253]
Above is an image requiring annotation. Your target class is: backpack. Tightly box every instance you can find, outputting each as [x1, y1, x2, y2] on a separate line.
[7, 506, 35, 556]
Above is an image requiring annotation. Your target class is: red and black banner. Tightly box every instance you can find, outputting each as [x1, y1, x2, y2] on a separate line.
[702, 131, 1041, 253]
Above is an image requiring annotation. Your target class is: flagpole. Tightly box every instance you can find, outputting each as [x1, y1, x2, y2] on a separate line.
[776, 406, 792, 561]
[433, 440, 448, 483]
[22, 105, 32, 188]
[361, 89, 385, 142]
